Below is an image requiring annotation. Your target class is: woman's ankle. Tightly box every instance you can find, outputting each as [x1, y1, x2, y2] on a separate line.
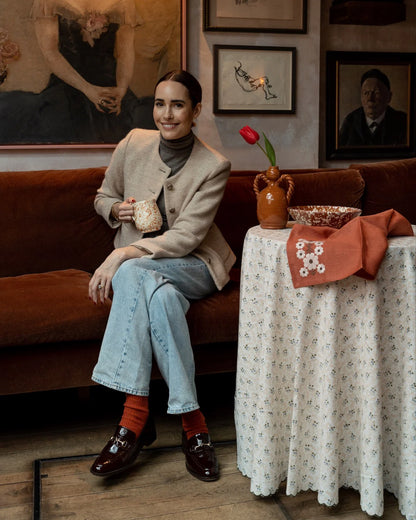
[119, 394, 150, 438]
[182, 408, 209, 439]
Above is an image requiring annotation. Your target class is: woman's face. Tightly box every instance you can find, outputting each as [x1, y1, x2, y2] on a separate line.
[153, 80, 201, 140]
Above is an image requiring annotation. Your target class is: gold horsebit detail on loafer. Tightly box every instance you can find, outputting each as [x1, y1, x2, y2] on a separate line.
[190, 441, 213, 453]
[110, 435, 128, 448]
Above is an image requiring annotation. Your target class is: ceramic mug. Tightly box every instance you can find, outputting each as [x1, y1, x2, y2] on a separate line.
[132, 199, 163, 233]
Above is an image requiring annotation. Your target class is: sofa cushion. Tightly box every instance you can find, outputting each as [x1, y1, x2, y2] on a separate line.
[0, 269, 111, 348]
[350, 158, 416, 223]
[0, 268, 239, 349]
[0, 167, 116, 277]
[286, 168, 365, 209]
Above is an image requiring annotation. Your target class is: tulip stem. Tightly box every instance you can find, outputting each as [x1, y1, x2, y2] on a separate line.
[256, 142, 273, 166]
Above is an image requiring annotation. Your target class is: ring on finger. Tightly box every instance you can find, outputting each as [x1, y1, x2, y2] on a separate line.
[99, 99, 105, 106]
[98, 283, 103, 290]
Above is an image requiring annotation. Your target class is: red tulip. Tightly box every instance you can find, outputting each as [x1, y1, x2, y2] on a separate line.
[239, 125, 277, 166]
[239, 126, 260, 145]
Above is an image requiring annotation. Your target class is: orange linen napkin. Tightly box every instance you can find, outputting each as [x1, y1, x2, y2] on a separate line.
[287, 209, 414, 288]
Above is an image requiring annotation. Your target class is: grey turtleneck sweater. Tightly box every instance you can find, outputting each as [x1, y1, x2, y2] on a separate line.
[159, 131, 194, 174]
[150, 132, 195, 234]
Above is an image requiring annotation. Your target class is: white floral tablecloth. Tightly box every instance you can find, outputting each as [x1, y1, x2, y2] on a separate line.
[235, 225, 416, 520]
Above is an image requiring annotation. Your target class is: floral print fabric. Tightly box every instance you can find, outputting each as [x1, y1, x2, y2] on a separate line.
[295, 238, 326, 279]
[235, 225, 416, 520]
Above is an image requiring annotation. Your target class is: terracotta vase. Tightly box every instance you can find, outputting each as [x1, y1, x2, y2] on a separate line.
[253, 166, 295, 229]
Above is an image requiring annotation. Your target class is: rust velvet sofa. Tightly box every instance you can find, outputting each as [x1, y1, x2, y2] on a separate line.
[1, 157, 415, 396]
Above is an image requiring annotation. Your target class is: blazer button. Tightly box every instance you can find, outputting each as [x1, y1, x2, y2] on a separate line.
[169, 208, 176, 213]
[167, 183, 174, 190]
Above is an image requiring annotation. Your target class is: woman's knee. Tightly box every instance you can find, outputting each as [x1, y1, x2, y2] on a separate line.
[150, 282, 190, 314]
[113, 257, 155, 287]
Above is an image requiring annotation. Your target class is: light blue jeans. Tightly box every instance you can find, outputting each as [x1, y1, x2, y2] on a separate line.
[92, 255, 217, 414]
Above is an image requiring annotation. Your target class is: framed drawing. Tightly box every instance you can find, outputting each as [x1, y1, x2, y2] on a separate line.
[203, 0, 307, 33]
[213, 45, 296, 114]
[326, 50, 416, 160]
[0, 0, 186, 149]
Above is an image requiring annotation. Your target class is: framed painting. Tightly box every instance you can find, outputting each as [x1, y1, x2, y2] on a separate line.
[326, 50, 416, 160]
[203, 0, 307, 33]
[0, 0, 186, 149]
[213, 45, 296, 114]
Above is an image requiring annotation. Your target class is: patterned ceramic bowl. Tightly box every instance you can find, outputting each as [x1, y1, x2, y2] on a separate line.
[288, 205, 362, 229]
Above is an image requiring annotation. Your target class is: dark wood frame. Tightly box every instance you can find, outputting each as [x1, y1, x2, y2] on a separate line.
[203, 0, 307, 33]
[213, 45, 296, 115]
[326, 50, 416, 160]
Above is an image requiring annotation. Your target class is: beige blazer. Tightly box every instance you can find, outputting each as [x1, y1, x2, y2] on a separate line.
[95, 129, 236, 290]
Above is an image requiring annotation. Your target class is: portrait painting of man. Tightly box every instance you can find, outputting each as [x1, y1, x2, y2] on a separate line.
[337, 63, 409, 148]
[326, 51, 416, 160]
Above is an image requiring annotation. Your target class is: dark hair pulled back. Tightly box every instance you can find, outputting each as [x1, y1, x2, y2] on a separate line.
[155, 70, 202, 108]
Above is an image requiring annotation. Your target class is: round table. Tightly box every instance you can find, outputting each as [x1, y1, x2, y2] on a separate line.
[235, 225, 416, 520]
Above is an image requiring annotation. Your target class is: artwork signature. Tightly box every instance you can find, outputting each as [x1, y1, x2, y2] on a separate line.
[234, 61, 278, 101]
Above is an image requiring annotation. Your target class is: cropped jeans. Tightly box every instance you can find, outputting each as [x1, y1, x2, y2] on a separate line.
[92, 255, 217, 414]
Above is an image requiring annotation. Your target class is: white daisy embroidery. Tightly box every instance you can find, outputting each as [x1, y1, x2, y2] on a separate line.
[295, 238, 326, 280]
[317, 263, 326, 273]
[304, 253, 319, 270]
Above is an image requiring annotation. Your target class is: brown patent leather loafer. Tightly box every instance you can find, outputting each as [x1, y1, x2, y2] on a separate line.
[182, 431, 219, 482]
[90, 417, 156, 477]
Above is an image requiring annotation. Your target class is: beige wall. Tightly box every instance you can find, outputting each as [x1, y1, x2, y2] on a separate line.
[0, 0, 414, 171]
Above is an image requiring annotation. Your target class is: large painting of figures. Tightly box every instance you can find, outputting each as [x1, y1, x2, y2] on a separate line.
[0, 0, 185, 147]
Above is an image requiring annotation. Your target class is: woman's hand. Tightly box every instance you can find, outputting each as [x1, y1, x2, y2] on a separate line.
[85, 85, 120, 114]
[85, 86, 128, 115]
[104, 87, 128, 116]
[112, 196, 136, 222]
[89, 245, 145, 304]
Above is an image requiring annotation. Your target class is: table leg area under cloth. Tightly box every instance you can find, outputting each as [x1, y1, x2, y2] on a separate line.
[235, 226, 416, 520]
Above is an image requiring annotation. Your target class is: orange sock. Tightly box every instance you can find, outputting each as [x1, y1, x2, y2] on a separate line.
[119, 394, 149, 439]
[182, 409, 209, 440]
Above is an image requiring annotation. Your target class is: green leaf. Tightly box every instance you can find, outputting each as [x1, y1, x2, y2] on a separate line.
[263, 132, 276, 166]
